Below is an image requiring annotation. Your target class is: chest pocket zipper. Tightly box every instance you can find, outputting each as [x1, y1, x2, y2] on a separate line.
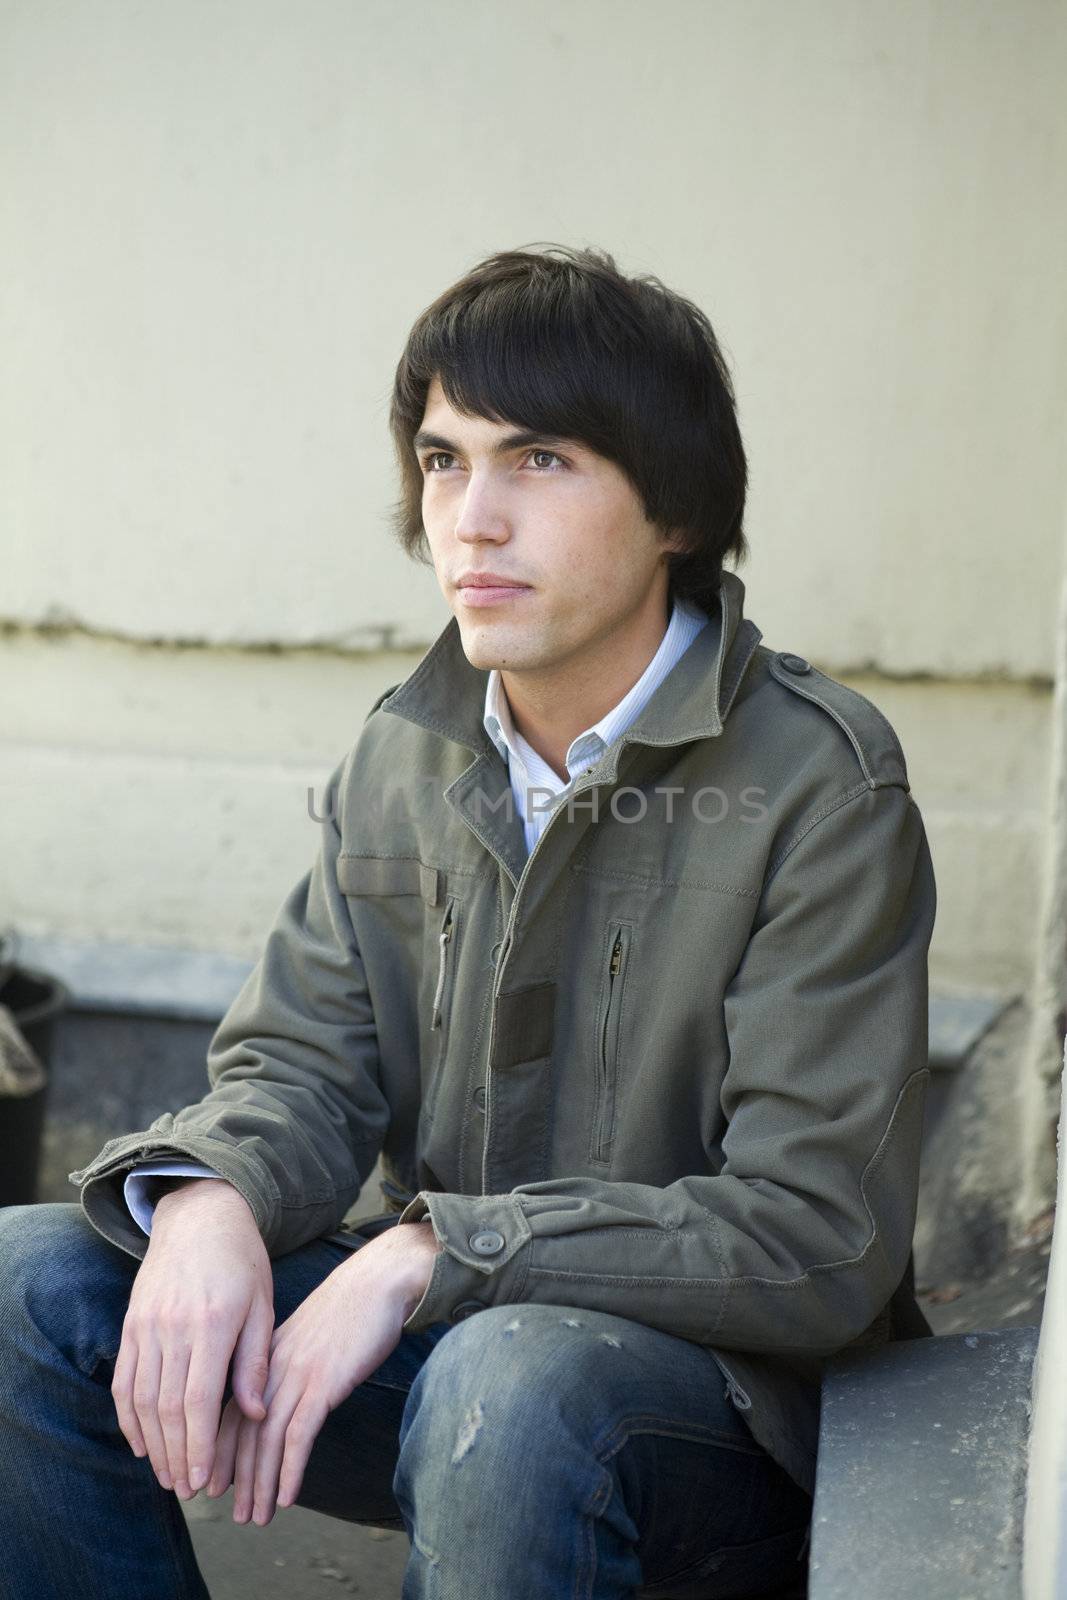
[431, 897, 457, 1032]
[425, 896, 458, 1121]
[591, 922, 631, 1163]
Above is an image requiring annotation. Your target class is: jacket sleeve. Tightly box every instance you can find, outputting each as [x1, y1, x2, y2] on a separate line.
[397, 780, 937, 1360]
[68, 753, 391, 1262]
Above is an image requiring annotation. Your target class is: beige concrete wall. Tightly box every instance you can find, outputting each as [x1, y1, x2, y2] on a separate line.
[4, 0, 1067, 995]
[839, 674, 1055, 997]
[0, 631, 421, 956]
[5, 1, 1066, 666]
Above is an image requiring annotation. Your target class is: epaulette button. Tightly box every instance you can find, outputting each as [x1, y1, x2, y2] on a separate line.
[778, 653, 812, 675]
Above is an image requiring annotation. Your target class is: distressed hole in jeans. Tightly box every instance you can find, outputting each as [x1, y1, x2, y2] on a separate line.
[451, 1398, 485, 1463]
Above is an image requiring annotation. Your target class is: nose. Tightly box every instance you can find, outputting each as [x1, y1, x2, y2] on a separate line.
[453, 471, 510, 546]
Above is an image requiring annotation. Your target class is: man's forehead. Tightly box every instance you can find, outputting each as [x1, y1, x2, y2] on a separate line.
[420, 380, 512, 435]
[416, 386, 583, 457]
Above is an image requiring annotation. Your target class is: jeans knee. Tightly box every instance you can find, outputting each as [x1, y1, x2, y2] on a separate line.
[401, 1302, 620, 1458]
[0, 1203, 131, 1355]
[0, 1203, 79, 1290]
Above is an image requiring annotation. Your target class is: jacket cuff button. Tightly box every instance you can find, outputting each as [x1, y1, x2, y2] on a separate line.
[469, 1229, 505, 1254]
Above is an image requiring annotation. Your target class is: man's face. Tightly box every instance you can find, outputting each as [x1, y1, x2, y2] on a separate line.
[415, 374, 681, 674]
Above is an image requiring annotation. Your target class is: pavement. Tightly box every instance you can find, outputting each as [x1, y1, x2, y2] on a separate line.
[182, 1498, 409, 1600]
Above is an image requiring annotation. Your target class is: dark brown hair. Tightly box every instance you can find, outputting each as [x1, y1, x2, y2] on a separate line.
[388, 243, 748, 614]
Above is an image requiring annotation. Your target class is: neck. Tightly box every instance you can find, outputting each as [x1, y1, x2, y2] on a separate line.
[500, 594, 674, 782]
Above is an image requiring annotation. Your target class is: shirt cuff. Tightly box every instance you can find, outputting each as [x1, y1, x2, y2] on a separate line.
[124, 1161, 225, 1236]
[396, 1191, 533, 1332]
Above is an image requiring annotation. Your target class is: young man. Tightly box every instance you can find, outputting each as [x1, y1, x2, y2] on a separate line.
[0, 244, 936, 1599]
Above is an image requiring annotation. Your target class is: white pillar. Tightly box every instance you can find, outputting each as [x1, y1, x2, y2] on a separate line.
[1016, 536, 1067, 1235]
[1021, 1040, 1067, 1599]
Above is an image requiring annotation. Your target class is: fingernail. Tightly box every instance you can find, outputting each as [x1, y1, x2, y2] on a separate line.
[158, 1470, 173, 1490]
[189, 1467, 207, 1491]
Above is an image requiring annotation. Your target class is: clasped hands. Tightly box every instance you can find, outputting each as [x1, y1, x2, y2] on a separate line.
[110, 1178, 442, 1527]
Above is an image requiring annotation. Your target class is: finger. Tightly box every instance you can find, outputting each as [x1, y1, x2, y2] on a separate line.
[183, 1335, 230, 1493]
[206, 1396, 243, 1498]
[233, 1339, 285, 1521]
[157, 1338, 192, 1494]
[277, 1394, 327, 1510]
[252, 1380, 302, 1525]
[231, 1297, 274, 1421]
[131, 1340, 171, 1490]
[110, 1325, 147, 1458]
[232, 1409, 264, 1524]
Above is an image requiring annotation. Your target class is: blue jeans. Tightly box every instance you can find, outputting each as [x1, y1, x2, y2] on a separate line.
[0, 1204, 812, 1599]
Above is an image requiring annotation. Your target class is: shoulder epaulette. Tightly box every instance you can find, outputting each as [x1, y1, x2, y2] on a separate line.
[766, 650, 909, 790]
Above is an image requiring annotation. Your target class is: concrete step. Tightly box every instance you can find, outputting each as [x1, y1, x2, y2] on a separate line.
[808, 1326, 1039, 1600]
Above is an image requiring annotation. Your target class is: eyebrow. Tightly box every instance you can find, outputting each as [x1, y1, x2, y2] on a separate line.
[412, 428, 573, 458]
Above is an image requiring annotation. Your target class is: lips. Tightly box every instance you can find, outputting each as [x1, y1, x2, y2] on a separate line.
[457, 582, 531, 595]
[455, 576, 533, 608]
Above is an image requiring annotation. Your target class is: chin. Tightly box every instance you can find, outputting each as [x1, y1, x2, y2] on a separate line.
[455, 619, 541, 673]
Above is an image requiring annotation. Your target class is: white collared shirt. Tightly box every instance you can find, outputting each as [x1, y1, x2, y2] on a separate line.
[483, 593, 709, 855]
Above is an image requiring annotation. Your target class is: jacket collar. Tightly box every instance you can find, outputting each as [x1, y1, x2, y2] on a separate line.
[380, 569, 761, 764]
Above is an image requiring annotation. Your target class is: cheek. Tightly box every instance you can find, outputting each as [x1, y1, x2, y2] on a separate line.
[541, 502, 623, 586]
[562, 536, 632, 599]
[420, 502, 454, 564]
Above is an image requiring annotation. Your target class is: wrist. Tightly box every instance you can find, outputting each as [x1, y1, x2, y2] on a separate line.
[376, 1219, 443, 1316]
[152, 1176, 252, 1222]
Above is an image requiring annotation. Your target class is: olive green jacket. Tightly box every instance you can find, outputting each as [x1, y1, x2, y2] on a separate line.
[70, 570, 937, 1497]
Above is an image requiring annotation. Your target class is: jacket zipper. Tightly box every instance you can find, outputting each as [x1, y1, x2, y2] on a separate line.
[593, 924, 630, 1162]
[431, 897, 456, 1030]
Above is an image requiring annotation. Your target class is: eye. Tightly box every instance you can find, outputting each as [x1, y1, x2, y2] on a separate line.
[527, 449, 567, 470]
[423, 451, 456, 473]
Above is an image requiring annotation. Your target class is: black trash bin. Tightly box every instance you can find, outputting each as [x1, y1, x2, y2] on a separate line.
[0, 949, 69, 1207]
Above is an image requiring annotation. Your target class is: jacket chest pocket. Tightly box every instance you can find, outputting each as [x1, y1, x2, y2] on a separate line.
[336, 853, 449, 1092]
[337, 854, 441, 905]
[590, 921, 633, 1164]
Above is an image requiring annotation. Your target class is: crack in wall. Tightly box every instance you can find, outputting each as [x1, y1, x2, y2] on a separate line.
[0, 613, 427, 659]
[0, 614, 1055, 687]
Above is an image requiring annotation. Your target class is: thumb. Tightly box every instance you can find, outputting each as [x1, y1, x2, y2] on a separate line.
[231, 1298, 273, 1420]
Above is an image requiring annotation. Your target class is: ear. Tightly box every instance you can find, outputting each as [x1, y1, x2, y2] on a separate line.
[658, 524, 690, 558]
